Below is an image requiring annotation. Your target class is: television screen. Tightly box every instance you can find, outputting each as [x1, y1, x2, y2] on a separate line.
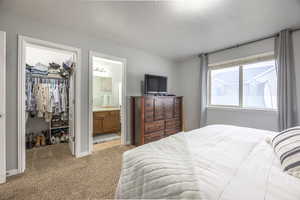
[158, 76, 167, 92]
[145, 74, 167, 94]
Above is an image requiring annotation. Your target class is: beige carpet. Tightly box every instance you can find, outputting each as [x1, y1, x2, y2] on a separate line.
[0, 144, 133, 200]
[93, 139, 121, 152]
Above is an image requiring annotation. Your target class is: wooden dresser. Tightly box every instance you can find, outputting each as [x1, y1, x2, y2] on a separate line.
[131, 96, 183, 145]
[93, 110, 121, 136]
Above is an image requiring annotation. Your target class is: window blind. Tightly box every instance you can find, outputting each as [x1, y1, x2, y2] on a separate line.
[208, 52, 275, 69]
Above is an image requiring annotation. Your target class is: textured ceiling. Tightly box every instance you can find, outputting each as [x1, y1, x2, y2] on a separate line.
[1, 0, 300, 61]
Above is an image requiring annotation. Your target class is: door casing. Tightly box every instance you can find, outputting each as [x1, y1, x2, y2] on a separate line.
[17, 35, 82, 174]
[88, 51, 128, 153]
[0, 31, 6, 184]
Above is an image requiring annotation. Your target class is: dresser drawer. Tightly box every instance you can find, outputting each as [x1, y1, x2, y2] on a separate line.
[164, 97, 174, 119]
[174, 104, 181, 115]
[144, 130, 164, 144]
[145, 120, 165, 133]
[144, 98, 154, 109]
[165, 128, 181, 136]
[174, 98, 182, 117]
[145, 111, 154, 122]
[154, 98, 164, 120]
[144, 98, 154, 122]
[165, 118, 181, 129]
[175, 97, 182, 104]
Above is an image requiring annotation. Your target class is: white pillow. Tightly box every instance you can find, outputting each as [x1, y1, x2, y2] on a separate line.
[271, 126, 300, 178]
[265, 136, 272, 145]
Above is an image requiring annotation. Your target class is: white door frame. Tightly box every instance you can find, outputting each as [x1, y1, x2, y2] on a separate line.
[0, 31, 6, 184]
[18, 35, 82, 173]
[88, 51, 127, 153]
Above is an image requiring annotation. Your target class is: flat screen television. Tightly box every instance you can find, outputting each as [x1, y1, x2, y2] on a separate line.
[144, 74, 167, 94]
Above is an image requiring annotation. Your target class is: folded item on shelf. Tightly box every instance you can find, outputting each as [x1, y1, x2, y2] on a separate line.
[49, 62, 61, 69]
[26, 64, 33, 70]
[30, 69, 49, 76]
[48, 68, 61, 74]
[60, 71, 69, 78]
[63, 59, 75, 74]
[26, 68, 31, 74]
[47, 74, 62, 79]
[48, 70, 61, 78]
[33, 62, 48, 72]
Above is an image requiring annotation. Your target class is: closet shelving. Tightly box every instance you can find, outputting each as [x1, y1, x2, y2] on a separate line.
[50, 126, 69, 130]
[26, 67, 71, 149]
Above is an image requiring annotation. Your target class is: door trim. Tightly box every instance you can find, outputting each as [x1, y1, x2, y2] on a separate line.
[17, 35, 82, 174]
[88, 51, 128, 154]
[0, 31, 6, 184]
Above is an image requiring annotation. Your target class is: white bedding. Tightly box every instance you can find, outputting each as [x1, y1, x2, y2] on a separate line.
[116, 125, 300, 199]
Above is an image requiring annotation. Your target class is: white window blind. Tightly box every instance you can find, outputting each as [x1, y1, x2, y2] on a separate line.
[208, 52, 275, 69]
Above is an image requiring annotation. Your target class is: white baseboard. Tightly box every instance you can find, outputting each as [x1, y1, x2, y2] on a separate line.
[76, 151, 90, 158]
[0, 174, 5, 184]
[6, 169, 19, 177]
[125, 140, 131, 145]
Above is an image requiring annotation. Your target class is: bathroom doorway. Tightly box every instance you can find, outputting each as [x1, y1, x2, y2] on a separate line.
[88, 51, 127, 152]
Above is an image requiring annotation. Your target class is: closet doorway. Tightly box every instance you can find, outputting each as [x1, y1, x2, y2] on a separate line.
[88, 51, 127, 153]
[18, 36, 81, 173]
[0, 31, 6, 184]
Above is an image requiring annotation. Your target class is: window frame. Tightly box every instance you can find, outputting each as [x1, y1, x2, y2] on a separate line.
[207, 58, 277, 111]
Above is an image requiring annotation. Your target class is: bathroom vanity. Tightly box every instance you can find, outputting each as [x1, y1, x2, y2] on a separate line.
[93, 107, 121, 136]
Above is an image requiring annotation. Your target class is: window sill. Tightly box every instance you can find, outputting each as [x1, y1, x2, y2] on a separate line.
[207, 105, 278, 114]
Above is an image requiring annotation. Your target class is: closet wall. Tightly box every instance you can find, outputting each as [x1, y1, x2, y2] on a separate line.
[0, 11, 179, 170]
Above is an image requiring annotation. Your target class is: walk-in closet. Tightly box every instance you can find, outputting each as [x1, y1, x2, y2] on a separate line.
[25, 43, 75, 160]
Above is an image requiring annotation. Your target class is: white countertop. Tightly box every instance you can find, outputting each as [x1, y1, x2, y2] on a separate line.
[93, 106, 120, 112]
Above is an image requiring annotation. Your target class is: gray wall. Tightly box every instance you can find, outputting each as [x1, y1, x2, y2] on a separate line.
[176, 35, 300, 132]
[176, 57, 201, 131]
[206, 108, 278, 131]
[0, 12, 178, 170]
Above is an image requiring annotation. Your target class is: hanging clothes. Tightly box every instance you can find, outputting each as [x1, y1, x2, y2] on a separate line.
[25, 60, 74, 122]
[26, 76, 69, 122]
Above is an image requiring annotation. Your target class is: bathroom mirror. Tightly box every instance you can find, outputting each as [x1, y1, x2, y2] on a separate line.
[99, 77, 112, 92]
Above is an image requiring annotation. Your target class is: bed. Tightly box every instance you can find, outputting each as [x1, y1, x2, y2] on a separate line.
[116, 125, 300, 200]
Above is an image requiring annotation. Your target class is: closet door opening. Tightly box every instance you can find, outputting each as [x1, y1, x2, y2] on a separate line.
[18, 36, 81, 173]
[88, 52, 127, 153]
[0, 31, 6, 184]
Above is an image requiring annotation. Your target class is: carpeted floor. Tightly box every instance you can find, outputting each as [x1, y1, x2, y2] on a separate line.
[93, 139, 121, 152]
[0, 144, 133, 200]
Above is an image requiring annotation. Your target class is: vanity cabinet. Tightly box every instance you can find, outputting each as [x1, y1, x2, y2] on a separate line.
[93, 110, 121, 136]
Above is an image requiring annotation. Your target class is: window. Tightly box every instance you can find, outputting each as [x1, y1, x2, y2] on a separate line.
[210, 67, 239, 106]
[243, 60, 277, 109]
[209, 59, 277, 110]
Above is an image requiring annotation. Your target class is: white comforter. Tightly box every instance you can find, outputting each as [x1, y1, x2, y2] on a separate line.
[116, 125, 300, 200]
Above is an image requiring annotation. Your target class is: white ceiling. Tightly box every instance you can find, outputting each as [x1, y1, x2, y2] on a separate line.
[1, 0, 300, 61]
